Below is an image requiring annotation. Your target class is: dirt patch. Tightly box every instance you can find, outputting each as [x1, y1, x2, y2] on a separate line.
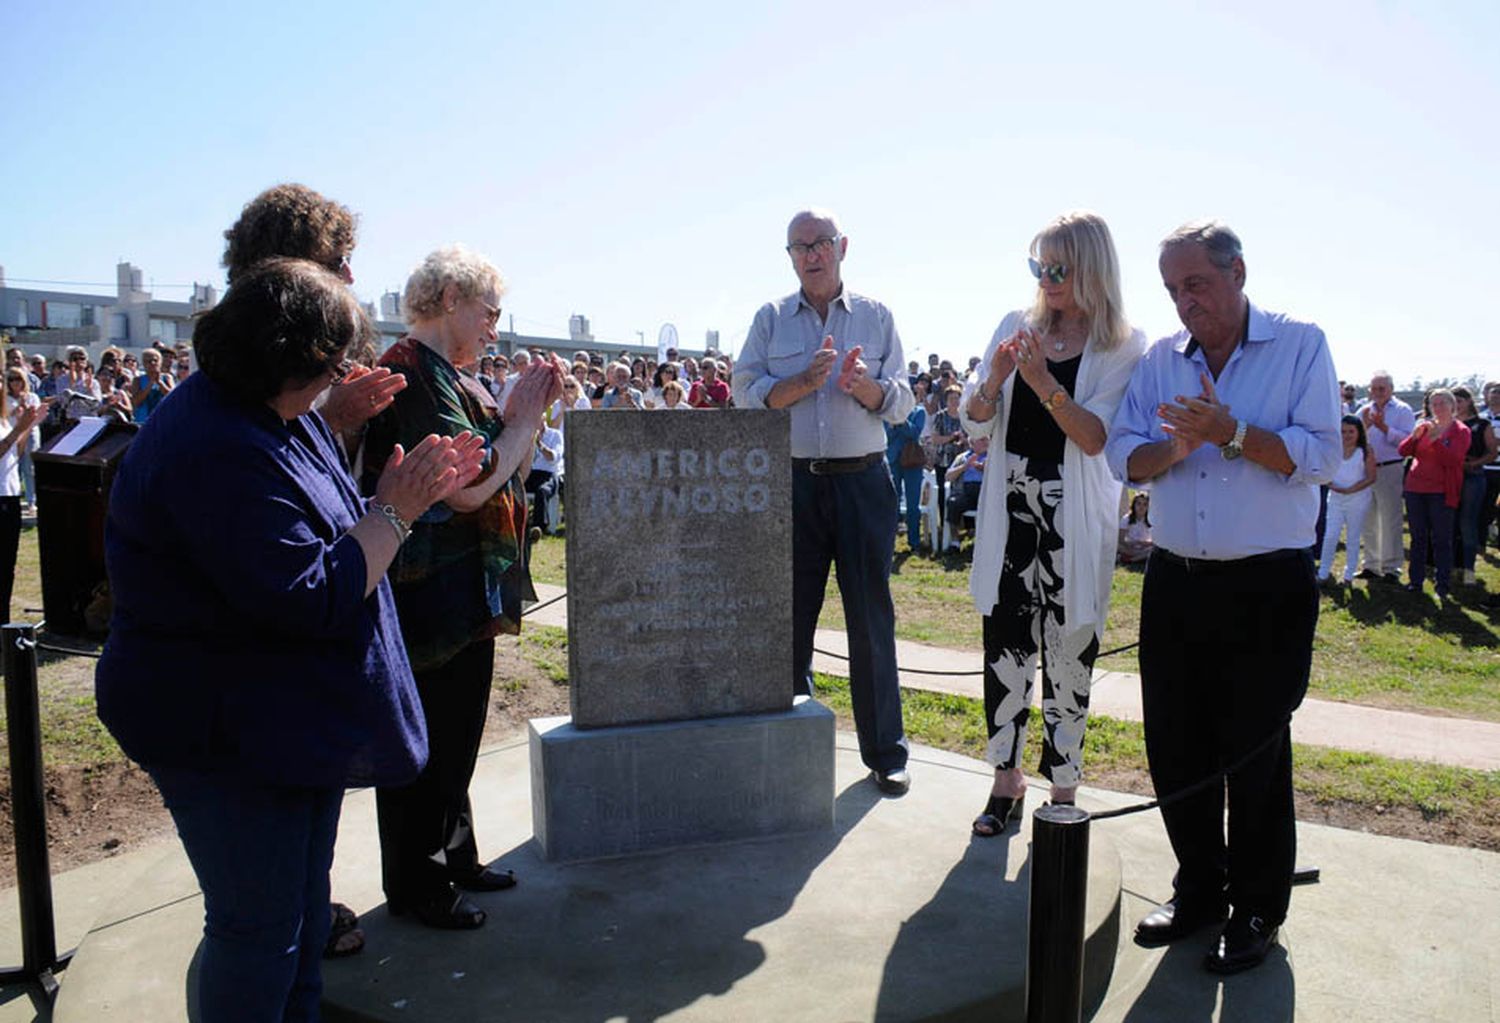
[0, 638, 570, 888]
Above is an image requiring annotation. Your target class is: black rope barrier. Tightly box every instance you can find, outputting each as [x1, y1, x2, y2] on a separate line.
[35, 643, 101, 660]
[1089, 714, 1293, 821]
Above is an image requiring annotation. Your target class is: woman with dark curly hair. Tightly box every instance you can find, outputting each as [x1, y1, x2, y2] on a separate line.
[222, 183, 357, 286]
[223, 184, 406, 466]
[222, 184, 410, 959]
[96, 258, 485, 1021]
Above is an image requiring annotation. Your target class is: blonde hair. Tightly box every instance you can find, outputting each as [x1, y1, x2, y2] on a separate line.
[1027, 210, 1131, 352]
[402, 244, 506, 325]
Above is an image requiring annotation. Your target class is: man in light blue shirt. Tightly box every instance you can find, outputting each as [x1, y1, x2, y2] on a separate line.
[733, 208, 915, 795]
[1105, 220, 1340, 975]
[1353, 372, 1416, 581]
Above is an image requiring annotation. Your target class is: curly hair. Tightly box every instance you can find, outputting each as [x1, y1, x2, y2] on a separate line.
[401, 245, 506, 325]
[194, 258, 376, 405]
[222, 184, 357, 284]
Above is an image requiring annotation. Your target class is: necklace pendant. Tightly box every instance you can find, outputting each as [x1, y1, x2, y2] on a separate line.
[1052, 340, 1066, 352]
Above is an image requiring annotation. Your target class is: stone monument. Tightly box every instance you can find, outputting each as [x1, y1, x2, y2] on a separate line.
[529, 409, 835, 861]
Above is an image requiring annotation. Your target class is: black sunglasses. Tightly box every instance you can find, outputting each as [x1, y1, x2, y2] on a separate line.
[1028, 257, 1069, 285]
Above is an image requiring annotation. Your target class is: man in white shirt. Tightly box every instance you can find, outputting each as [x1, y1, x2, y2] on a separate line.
[1354, 372, 1415, 582]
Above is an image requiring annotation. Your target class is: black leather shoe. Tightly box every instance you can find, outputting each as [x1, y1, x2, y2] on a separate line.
[1203, 913, 1278, 974]
[1133, 897, 1228, 947]
[873, 768, 911, 797]
[450, 865, 518, 892]
[388, 887, 487, 930]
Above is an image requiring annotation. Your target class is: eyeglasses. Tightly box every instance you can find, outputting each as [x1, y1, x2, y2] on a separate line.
[477, 299, 501, 327]
[1028, 258, 1069, 285]
[786, 235, 841, 259]
[327, 358, 355, 385]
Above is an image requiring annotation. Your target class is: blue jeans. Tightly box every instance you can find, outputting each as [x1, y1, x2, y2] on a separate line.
[1456, 472, 1486, 571]
[1405, 490, 1455, 594]
[150, 766, 342, 1023]
[887, 455, 925, 549]
[792, 458, 908, 773]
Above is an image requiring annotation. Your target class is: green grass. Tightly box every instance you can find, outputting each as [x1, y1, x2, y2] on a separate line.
[517, 624, 569, 684]
[813, 671, 1500, 824]
[527, 528, 1499, 720]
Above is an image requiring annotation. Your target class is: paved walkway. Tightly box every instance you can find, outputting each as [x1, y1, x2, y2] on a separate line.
[529, 583, 1500, 772]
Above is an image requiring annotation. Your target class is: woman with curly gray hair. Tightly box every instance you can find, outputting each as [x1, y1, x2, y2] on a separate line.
[364, 245, 564, 930]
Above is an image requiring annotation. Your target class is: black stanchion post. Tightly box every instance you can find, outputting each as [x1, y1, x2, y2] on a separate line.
[1, 622, 62, 995]
[1025, 803, 1091, 1023]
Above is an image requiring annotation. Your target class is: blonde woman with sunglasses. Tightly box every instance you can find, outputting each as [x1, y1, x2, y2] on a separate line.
[961, 211, 1145, 835]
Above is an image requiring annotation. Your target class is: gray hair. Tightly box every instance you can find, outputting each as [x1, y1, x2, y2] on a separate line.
[1370, 370, 1395, 388]
[787, 207, 843, 242]
[1160, 219, 1243, 270]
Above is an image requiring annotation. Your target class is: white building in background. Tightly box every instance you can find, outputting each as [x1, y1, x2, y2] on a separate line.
[0, 262, 216, 361]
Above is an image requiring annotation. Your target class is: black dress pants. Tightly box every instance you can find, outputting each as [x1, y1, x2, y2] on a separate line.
[0, 496, 20, 622]
[1138, 549, 1317, 926]
[376, 638, 495, 903]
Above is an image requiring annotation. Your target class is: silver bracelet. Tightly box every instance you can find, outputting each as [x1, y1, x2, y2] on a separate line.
[373, 503, 411, 544]
[972, 388, 998, 407]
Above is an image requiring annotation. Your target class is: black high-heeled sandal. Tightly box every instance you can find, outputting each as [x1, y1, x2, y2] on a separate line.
[971, 792, 1025, 837]
[388, 887, 487, 930]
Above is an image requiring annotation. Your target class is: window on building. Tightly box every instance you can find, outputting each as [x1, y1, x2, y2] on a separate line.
[46, 302, 84, 329]
[149, 319, 178, 343]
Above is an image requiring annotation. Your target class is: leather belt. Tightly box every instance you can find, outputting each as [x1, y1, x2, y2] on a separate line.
[793, 452, 884, 476]
[1151, 547, 1307, 573]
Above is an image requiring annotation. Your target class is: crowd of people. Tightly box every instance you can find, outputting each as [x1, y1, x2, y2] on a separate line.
[1323, 375, 1500, 601]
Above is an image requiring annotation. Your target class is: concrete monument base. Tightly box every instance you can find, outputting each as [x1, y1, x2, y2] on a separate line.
[529, 695, 834, 862]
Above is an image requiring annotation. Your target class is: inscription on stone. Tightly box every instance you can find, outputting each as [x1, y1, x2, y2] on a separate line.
[565, 410, 793, 728]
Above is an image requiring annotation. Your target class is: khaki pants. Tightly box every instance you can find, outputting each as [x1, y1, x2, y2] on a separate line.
[1361, 461, 1406, 575]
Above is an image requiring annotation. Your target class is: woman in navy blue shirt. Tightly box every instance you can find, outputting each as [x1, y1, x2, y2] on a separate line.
[96, 259, 484, 1022]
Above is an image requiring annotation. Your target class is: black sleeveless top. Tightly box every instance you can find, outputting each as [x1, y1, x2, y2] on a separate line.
[1006, 354, 1081, 463]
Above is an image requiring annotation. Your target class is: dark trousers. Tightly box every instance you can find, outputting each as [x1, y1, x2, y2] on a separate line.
[1404, 491, 1455, 593]
[792, 460, 908, 773]
[525, 470, 558, 533]
[1139, 549, 1317, 926]
[0, 496, 20, 622]
[1480, 470, 1500, 555]
[376, 638, 495, 904]
[945, 480, 982, 532]
[151, 766, 342, 1023]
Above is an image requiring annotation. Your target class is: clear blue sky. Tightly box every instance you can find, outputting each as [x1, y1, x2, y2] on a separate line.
[4, 0, 1495, 387]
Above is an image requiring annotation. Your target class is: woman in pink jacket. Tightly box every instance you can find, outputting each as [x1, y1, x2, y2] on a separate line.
[1398, 388, 1469, 600]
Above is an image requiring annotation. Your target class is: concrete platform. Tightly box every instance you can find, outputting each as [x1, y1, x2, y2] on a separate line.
[25, 726, 1500, 1022]
[50, 731, 1123, 1023]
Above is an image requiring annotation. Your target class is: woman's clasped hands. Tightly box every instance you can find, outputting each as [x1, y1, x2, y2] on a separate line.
[375, 431, 489, 523]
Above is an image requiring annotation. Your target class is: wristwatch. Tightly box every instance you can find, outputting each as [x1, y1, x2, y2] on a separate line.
[1220, 418, 1248, 460]
[1042, 388, 1068, 413]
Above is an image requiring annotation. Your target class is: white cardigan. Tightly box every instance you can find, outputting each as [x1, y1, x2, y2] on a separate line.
[960, 310, 1146, 641]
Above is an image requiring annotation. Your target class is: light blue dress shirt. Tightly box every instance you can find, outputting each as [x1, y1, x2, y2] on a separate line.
[1104, 303, 1342, 560]
[1353, 396, 1415, 463]
[733, 288, 915, 459]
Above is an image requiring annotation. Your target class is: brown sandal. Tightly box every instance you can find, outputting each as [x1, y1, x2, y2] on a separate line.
[324, 901, 364, 959]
